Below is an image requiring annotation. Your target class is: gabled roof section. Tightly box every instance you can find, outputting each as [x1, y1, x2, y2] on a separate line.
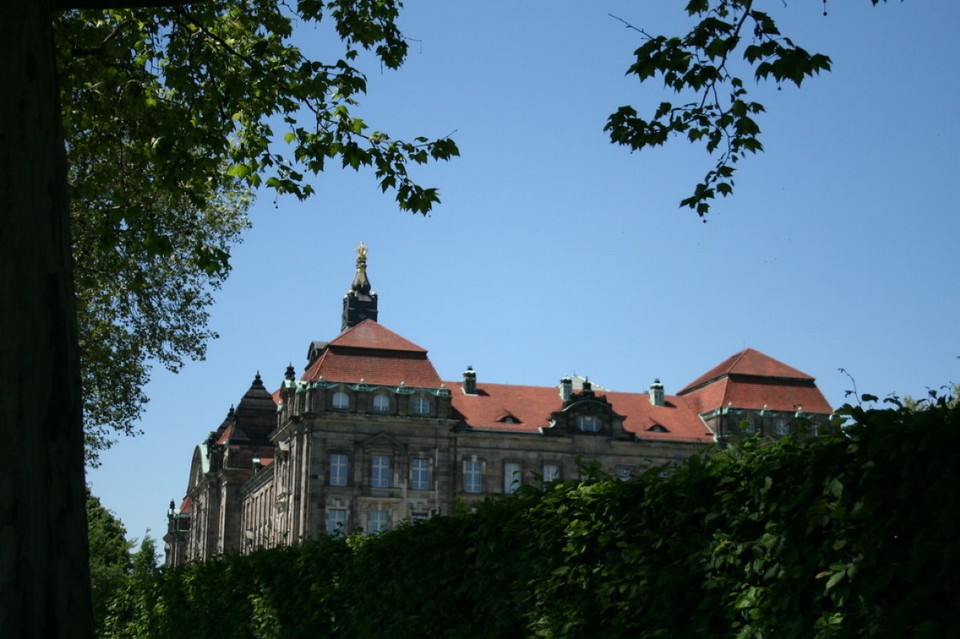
[303, 320, 442, 388]
[680, 376, 833, 415]
[679, 348, 814, 394]
[329, 319, 427, 353]
[678, 348, 831, 415]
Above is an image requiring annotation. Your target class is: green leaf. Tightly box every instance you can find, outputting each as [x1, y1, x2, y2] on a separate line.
[825, 570, 845, 591]
[226, 163, 252, 179]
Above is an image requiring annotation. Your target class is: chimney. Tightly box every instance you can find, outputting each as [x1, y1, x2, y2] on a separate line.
[463, 366, 477, 395]
[649, 378, 665, 406]
[560, 377, 573, 401]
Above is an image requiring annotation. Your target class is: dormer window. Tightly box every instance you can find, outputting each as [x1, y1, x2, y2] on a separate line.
[372, 393, 391, 414]
[575, 414, 601, 433]
[410, 395, 431, 416]
[332, 391, 350, 411]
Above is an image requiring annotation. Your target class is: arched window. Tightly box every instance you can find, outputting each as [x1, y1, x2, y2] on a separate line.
[410, 395, 431, 416]
[372, 393, 391, 414]
[332, 390, 350, 410]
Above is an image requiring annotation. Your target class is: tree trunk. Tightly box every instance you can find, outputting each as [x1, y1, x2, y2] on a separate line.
[0, 2, 93, 637]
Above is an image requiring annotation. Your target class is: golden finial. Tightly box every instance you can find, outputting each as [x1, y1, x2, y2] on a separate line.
[351, 242, 370, 293]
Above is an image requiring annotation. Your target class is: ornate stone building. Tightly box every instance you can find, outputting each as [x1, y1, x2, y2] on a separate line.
[164, 245, 833, 565]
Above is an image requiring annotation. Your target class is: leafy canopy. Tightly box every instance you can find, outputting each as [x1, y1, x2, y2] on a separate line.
[87, 490, 133, 634]
[101, 391, 960, 638]
[54, 1, 459, 461]
[606, 0, 891, 217]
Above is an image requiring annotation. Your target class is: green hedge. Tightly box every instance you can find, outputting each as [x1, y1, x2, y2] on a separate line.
[104, 400, 960, 638]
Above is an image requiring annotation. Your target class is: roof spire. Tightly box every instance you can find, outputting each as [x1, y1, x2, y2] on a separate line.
[341, 242, 379, 331]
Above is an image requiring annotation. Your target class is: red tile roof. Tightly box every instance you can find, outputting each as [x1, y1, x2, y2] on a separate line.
[293, 324, 829, 439]
[446, 382, 715, 443]
[679, 348, 813, 394]
[302, 320, 442, 388]
[178, 495, 193, 514]
[680, 375, 832, 415]
[328, 320, 427, 353]
[448, 383, 559, 434]
[215, 424, 234, 445]
[604, 391, 717, 441]
[678, 348, 832, 415]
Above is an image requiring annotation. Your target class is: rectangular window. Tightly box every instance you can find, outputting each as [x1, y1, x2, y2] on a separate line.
[326, 508, 347, 535]
[371, 455, 390, 488]
[463, 460, 483, 494]
[332, 390, 350, 410]
[329, 454, 348, 487]
[542, 464, 560, 483]
[410, 457, 431, 491]
[368, 510, 388, 534]
[503, 462, 521, 494]
[411, 395, 431, 416]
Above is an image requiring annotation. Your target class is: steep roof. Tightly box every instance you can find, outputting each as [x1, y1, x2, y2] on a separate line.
[235, 372, 277, 419]
[447, 381, 714, 443]
[302, 320, 442, 388]
[678, 348, 831, 415]
[679, 348, 813, 393]
[328, 319, 427, 353]
[681, 375, 833, 414]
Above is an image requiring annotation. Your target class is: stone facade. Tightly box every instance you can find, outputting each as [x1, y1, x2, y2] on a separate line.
[164, 246, 833, 565]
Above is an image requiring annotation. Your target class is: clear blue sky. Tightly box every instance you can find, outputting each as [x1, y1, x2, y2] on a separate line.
[88, 1, 960, 545]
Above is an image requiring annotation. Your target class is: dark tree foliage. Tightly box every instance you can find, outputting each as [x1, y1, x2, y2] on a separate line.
[87, 490, 133, 635]
[607, 0, 893, 217]
[103, 394, 960, 638]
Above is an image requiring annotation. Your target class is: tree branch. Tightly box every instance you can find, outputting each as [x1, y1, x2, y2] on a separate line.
[172, 6, 263, 73]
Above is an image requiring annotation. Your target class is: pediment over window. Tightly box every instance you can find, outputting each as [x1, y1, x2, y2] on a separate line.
[359, 431, 404, 453]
